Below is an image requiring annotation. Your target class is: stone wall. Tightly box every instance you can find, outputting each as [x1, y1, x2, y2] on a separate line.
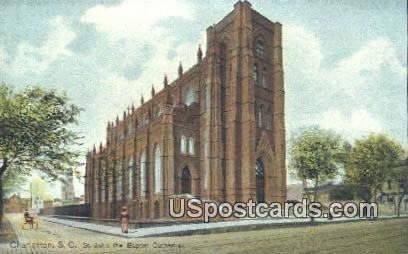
[40, 204, 90, 217]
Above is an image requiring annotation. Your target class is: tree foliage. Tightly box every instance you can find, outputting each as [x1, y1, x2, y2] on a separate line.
[289, 127, 348, 202]
[345, 133, 404, 202]
[0, 83, 82, 221]
[328, 183, 355, 201]
[2, 165, 26, 195]
[31, 177, 53, 201]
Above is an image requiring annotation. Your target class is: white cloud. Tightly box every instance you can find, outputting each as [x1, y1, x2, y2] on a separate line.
[349, 109, 383, 133]
[284, 26, 405, 93]
[81, 0, 193, 41]
[42, 17, 75, 57]
[2, 16, 75, 75]
[77, 0, 204, 151]
[78, 0, 201, 113]
[319, 108, 382, 133]
[320, 108, 382, 139]
[82, 32, 206, 147]
[335, 37, 405, 76]
[327, 37, 406, 97]
[283, 24, 405, 142]
[283, 25, 323, 79]
[135, 32, 206, 87]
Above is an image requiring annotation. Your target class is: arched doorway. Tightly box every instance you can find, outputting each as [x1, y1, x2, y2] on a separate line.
[181, 167, 192, 194]
[255, 159, 265, 203]
[154, 201, 160, 219]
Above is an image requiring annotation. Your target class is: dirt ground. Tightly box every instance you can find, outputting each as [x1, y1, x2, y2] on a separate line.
[3, 214, 408, 254]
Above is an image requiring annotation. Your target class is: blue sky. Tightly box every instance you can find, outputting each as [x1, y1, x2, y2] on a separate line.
[1, 0, 406, 197]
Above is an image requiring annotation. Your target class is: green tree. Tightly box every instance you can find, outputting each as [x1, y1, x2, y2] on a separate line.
[345, 134, 404, 202]
[0, 84, 82, 222]
[389, 159, 407, 217]
[289, 127, 348, 204]
[30, 177, 52, 200]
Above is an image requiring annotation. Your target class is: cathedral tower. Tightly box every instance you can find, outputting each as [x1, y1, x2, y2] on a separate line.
[204, 1, 286, 203]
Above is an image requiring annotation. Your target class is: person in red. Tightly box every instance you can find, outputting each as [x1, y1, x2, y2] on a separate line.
[120, 206, 129, 233]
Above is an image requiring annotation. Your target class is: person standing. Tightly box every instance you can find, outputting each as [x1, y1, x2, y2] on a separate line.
[120, 206, 129, 233]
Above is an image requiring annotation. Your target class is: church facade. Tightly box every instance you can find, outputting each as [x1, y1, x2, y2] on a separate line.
[85, 1, 286, 220]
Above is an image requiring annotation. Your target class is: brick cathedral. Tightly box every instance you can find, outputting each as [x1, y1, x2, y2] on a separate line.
[85, 1, 286, 220]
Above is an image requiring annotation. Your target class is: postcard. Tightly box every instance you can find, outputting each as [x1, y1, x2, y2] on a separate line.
[0, 1, 407, 253]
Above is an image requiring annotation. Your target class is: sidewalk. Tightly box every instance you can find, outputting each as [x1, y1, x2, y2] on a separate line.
[40, 214, 408, 238]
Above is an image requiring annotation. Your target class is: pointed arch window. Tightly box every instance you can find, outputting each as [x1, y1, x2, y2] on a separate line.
[128, 157, 134, 198]
[202, 85, 207, 110]
[94, 186, 97, 203]
[101, 168, 105, 201]
[204, 141, 209, 189]
[256, 40, 265, 56]
[189, 137, 195, 155]
[185, 86, 196, 106]
[140, 151, 146, 196]
[117, 161, 123, 200]
[128, 122, 133, 135]
[108, 167, 113, 201]
[155, 107, 163, 120]
[261, 67, 267, 88]
[94, 170, 98, 202]
[181, 135, 187, 154]
[255, 159, 265, 202]
[154, 145, 162, 193]
[253, 63, 259, 85]
[257, 106, 263, 128]
[142, 115, 149, 126]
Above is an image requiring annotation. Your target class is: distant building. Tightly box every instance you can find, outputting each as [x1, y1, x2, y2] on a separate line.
[4, 194, 21, 213]
[379, 158, 408, 205]
[61, 170, 75, 202]
[4, 194, 32, 213]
